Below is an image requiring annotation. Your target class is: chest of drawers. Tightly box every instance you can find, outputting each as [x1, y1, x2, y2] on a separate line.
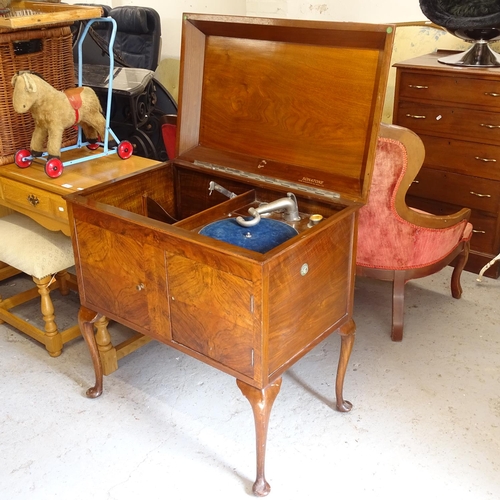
[393, 51, 500, 278]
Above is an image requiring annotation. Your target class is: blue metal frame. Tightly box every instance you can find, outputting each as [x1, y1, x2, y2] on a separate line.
[59, 17, 123, 166]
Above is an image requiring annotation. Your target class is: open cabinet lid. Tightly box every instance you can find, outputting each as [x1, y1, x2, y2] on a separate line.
[176, 14, 395, 204]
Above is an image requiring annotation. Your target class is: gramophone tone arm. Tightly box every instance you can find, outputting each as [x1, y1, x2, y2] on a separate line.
[236, 193, 300, 227]
[208, 181, 236, 199]
[236, 207, 261, 227]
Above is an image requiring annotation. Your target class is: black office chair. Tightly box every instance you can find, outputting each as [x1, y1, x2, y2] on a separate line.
[73, 5, 160, 70]
[419, 0, 500, 66]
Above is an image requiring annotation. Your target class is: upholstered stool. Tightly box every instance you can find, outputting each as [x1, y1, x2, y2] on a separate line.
[0, 213, 80, 356]
[0, 261, 21, 281]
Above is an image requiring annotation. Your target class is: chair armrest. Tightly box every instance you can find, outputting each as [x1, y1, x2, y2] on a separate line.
[399, 205, 471, 229]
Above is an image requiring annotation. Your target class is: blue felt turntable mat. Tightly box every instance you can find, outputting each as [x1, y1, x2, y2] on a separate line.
[199, 218, 298, 253]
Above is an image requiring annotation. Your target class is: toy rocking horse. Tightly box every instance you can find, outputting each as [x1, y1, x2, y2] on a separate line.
[11, 70, 115, 177]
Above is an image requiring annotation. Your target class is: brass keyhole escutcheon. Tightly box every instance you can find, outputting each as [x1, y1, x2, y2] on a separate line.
[27, 194, 39, 207]
[136, 283, 145, 291]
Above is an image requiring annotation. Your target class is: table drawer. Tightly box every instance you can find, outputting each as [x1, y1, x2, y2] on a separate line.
[0, 177, 68, 222]
[409, 168, 500, 214]
[396, 100, 500, 146]
[419, 134, 500, 181]
[398, 71, 500, 109]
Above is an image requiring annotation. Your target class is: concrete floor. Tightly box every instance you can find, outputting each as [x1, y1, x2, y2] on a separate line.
[1, 267, 499, 500]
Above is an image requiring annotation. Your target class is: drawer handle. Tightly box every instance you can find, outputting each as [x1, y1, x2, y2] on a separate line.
[480, 123, 500, 129]
[408, 85, 429, 89]
[27, 194, 39, 207]
[412, 180, 419, 184]
[470, 191, 491, 198]
[472, 229, 486, 234]
[475, 156, 497, 162]
[406, 114, 426, 119]
[485, 92, 500, 97]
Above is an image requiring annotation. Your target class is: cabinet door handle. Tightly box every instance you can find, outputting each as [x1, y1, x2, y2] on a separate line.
[475, 156, 497, 162]
[484, 92, 500, 97]
[27, 194, 39, 206]
[408, 85, 429, 89]
[480, 123, 500, 129]
[405, 114, 426, 119]
[470, 191, 492, 198]
[472, 229, 486, 234]
[136, 283, 145, 291]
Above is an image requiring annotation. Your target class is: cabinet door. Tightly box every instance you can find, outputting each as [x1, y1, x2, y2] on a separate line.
[166, 252, 256, 379]
[74, 221, 154, 333]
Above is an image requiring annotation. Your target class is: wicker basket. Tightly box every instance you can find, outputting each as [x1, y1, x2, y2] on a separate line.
[0, 25, 77, 165]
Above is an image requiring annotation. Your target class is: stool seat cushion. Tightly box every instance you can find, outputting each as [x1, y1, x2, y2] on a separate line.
[0, 213, 74, 279]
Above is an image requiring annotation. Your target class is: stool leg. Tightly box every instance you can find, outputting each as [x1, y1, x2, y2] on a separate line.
[56, 270, 70, 296]
[33, 275, 63, 357]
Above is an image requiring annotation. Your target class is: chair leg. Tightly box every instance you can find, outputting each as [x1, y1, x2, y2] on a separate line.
[56, 269, 70, 296]
[451, 241, 470, 298]
[33, 275, 63, 357]
[391, 271, 406, 342]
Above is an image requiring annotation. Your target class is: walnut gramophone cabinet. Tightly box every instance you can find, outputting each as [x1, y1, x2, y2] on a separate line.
[65, 14, 395, 496]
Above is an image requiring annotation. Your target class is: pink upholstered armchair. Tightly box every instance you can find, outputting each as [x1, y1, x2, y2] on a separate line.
[356, 123, 473, 341]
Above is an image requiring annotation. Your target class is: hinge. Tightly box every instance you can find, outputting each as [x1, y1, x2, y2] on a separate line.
[251, 349, 254, 367]
[250, 294, 254, 313]
[194, 160, 341, 200]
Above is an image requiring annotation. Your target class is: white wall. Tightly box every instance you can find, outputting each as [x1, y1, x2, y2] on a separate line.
[247, 0, 427, 23]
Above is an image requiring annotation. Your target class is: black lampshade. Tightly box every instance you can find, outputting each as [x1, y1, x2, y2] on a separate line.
[419, 0, 500, 66]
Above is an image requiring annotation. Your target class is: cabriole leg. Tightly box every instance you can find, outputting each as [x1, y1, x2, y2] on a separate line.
[78, 306, 104, 398]
[451, 241, 469, 295]
[237, 378, 282, 497]
[336, 319, 355, 412]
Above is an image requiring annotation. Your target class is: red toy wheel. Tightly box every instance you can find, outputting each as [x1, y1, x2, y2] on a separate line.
[15, 149, 32, 168]
[45, 158, 64, 178]
[117, 140, 133, 159]
[87, 136, 101, 150]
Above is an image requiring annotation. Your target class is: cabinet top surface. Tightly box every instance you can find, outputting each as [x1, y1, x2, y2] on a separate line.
[176, 14, 396, 203]
[0, 149, 159, 197]
[394, 51, 500, 77]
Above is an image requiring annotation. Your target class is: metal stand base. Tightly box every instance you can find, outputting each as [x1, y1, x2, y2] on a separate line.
[439, 41, 500, 67]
